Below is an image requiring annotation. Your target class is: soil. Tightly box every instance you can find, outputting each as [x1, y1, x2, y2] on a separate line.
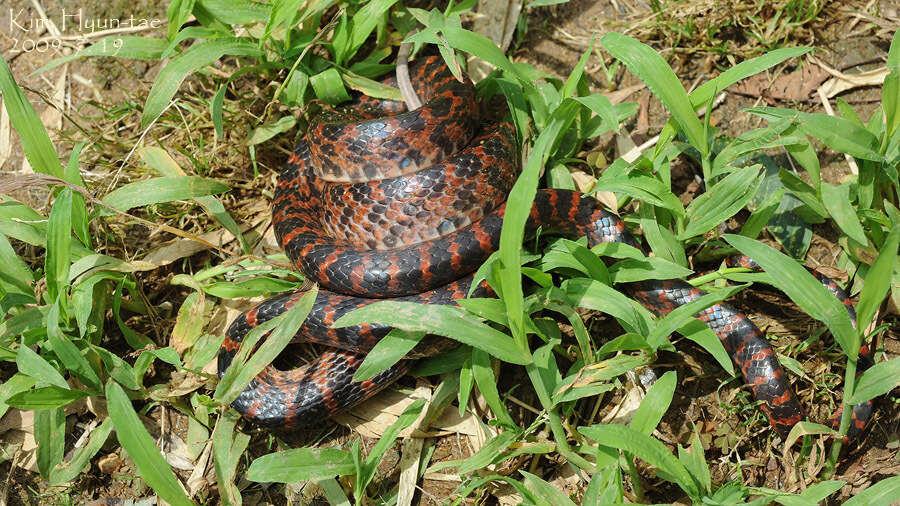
[0, 0, 898, 504]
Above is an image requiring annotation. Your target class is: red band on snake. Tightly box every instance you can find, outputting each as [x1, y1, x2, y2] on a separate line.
[218, 56, 876, 441]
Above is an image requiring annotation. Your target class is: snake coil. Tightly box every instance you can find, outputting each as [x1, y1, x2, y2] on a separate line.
[218, 56, 876, 441]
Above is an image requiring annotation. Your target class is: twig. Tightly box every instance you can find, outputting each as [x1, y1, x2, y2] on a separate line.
[397, 30, 422, 110]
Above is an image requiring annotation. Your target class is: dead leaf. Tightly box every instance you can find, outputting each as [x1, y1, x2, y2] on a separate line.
[730, 63, 830, 103]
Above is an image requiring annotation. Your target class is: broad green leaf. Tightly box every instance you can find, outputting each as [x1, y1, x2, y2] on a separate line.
[748, 108, 881, 162]
[342, 71, 402, 101]
[843, 475, 900, 506]
[35, 407, 65, 478]
[353, 329, 423, 382]
[106, 381, 193, 506]
[820, 183, 868, 245]
[45, 189, 73, 303]
[359, 399, 425, 491]
[310, 68, 351, 105]
[0, 374, 35, 419]
[0, 233, 34, 296]
[498, 100, 579, 343]
[142, 38, 263, 127]
[34, 37, 168, 75]
[847, 358, 900, 405]
[248, 448, 354, 482]
[741, 187, 784, 239]
[215, 289, 316, 404]
[678, 434, 711, 496]
[46, 319, 101, 392]
[679, 320, 734, 374]
[49, 418, 113, 485]
[335, 302, 531, 365]
[212, 410, 249, 504]
[457, 430, 520, 474]
[471, 348, 516, 425]
[0, 56, 63, 177]
[629, 370, 676, 435]
[580, 424, 699, 498]
[562, 278, 652, 336]
[5, 386, 90, 410]
[16, 345, 67, 389]
[856, 224, 900, 330]
[655, 47, 812, 158]
[774, 481, 843, 506]
[679, 165, 762, 240]
[101, 176, 229, 212]
[724, 234, 857, 356]
[167, 0, 197, 40]
[339, 0, 400, 65]
[601, 33, 705, 157]
[778, 169, 827, 219]
[520, 471, 579, 506]
[595, 174, 684, 217]
[646, 283, 749, 350]
[246, 116, 297, 146]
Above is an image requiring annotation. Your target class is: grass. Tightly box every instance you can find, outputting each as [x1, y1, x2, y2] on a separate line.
[1, 0, 899, 504]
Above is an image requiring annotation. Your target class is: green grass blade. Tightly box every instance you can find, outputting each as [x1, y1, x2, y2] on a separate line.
[0, 56, 63, 177]
[214, 288, 316, 404]
[45, 189, 72, 303]
[360, 398, 425, 489]
[310, 67, 352, 105]
[198, 0, 271, 25]
[580, 423, 699, 499]
[856, 224, 900, 330]
[106, 381, 193, 506]
[472, 348, 516, 425]
[520, 470, 579, 506]
[353, 329, 423, 382]
[748, 108, 882, 162]
[49, 418, 113, 485]
[141, 38, 263, 127]
[820, 183, 869, 245]
[601, 33, 705, 157]
[723, 234, 857, 356]
[211, 410, 249, 504]
[4, 386, 90, 410]
[629, 370, 676, 435]
[341, 0, 400, 65]
[655, 47, 812, 158]
[35, 407, 65, 478]
[101, 176, 230, 213]
[247, 448, 354, 482]
[334, 302, 531, 365]
[679, 165, 763, 239]
[16, 345, 67, 389]
[499, 100, 579, 344]
[843, 475, 900, 506]
[561, 278, 653, 335]
[847, 358, 900, 405]
[139, 147, 249, 253]
[34, 37, 168, 75]
[646, 284, 749, 349]
[0, 233, 35, 297]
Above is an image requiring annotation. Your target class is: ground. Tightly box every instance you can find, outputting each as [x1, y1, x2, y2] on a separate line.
[0, 0, 898, 504]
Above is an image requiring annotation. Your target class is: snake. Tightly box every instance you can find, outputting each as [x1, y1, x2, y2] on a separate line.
[218, 56, 876, 441]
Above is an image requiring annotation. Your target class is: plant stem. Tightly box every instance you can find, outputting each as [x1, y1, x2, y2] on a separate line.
[548, 411, 595, 472]
[687, 267, 751, 286]
[822, 355, 858, 478]
[625, 454, 645, 502]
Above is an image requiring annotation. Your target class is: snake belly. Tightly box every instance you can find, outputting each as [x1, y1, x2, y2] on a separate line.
[218, 56, 876, 440]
